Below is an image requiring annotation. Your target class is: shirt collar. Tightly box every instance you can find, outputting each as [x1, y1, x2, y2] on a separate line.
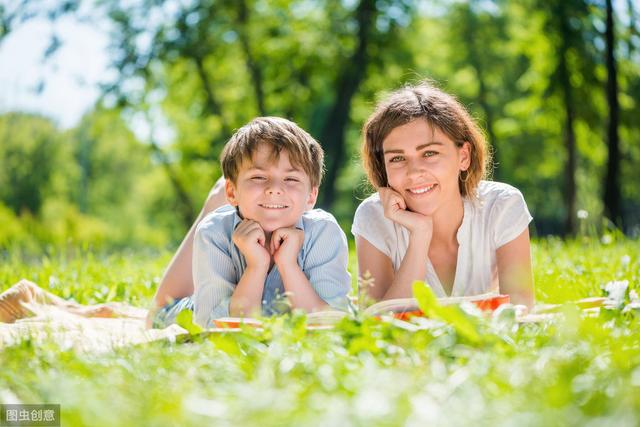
[456, 199, 470, 245]
[232, 206, 305, 231]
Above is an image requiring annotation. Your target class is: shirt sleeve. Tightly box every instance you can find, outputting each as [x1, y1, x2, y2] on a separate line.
[302, 218, 352, 311]
[351, 196, 392, 259]
[491, 187, 533, 248]
[192, 220, 237, 327]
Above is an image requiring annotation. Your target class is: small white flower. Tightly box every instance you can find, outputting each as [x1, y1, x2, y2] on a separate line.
[602, 234, 613, 244]
[577, 209, 589, 219]
[603, 280, 629, 303]
[621, 255, 631, 267]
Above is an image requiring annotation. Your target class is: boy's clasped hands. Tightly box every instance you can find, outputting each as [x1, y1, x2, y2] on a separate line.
[232, 219, 303, 272]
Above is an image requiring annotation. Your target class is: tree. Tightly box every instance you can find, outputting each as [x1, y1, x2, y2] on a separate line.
[528, 0, 601, 235]
[445, 0, 510, 180]
[0, 113, 65, 214]
[602, 0, 622, 228]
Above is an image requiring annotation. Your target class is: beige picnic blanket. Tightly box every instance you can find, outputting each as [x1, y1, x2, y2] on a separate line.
[0, 303, 187, 353]
[0, 297, 620, 353]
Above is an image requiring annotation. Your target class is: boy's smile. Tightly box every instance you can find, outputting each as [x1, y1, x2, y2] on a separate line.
[225, 143, 318, 233]
[259, 203, 288, 209]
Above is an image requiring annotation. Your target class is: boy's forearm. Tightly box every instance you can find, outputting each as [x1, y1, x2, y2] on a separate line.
[229, 266, 268, 317]
[278, 262, 330, 312]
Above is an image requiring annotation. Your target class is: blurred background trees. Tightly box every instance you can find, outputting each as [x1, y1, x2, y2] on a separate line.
[0, 0, 638, 249]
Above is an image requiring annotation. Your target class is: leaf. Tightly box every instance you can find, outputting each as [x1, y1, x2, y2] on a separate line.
[412, 281, 483, 344]
[176, 309, 204, 336]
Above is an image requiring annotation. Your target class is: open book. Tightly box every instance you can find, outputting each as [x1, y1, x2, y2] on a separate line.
[211, 292, 510, 329]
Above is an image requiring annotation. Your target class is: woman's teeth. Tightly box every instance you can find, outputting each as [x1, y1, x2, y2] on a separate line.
[408, 184, 435, 194]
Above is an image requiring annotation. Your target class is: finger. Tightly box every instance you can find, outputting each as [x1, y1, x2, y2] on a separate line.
[236, 219, 254, 234]
[256, 227, 266, 247]
[246, 224, 264, 245]
[386, 189, 405, 209]
[272, 229, 284, 252]
[396, 196, 406, 210]
[270, 230, 280, 254]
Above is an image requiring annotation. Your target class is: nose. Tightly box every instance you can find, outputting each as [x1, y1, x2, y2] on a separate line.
[265, 180, 283, 195]
[407, 158, 426, 177]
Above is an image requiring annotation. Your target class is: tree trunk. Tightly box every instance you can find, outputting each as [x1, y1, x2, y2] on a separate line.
[149, 139, 196, 230]
[626, 0, 636, 58]
[143, 109, 195, 230]
[463, 5, 499, 179]
[603, 0, 622, 228]
[237, 0, 267, 116]
[318, 0, 376, 208]
[557, 4, 578, 236]
[193, 54, 231, 140]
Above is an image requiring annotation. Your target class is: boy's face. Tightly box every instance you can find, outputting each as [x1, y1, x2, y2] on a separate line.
[225, 143, 318, 233]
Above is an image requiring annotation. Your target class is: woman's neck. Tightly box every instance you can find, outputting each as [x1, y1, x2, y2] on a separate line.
[430, 195, 465, 248]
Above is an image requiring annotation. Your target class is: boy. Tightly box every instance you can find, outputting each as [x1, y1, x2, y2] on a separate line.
[153, 117, 351, 328]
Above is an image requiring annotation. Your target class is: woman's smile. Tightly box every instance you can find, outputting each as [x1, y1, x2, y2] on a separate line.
[406, 183, 437, 196]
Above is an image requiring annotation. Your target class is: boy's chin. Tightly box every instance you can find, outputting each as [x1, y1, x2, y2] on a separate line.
[260, 223, 296, 233]
[255, 218, 298, 233]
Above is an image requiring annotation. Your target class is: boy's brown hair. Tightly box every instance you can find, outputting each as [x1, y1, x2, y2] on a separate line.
[221, 117, 324, 187]
[362, 82, 492, 197]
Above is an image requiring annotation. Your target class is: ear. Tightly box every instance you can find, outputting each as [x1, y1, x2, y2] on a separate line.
[225, 178, 239, 206]
[305, 186, 319, 210]
[459, 141, 472, 171]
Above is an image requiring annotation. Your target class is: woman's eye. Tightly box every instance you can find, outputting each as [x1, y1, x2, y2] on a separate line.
[424, 151, 438, 158]
[389, 156, 404, 163]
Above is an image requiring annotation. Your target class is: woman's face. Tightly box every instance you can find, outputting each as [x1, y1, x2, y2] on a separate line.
[382, 119, 470, 216]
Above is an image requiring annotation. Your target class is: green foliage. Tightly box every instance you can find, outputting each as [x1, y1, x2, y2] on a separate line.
[2, 0, 640, 246]
[0, 238, 639, 425]
[0, 113, 66, 215]
[0, 110, 178, 249]
[413, 281, 483, 344]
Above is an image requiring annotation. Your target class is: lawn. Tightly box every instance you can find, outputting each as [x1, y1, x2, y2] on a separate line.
[0, 237, 639, 426]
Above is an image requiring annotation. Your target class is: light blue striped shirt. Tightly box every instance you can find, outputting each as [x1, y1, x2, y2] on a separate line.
[192, 205, 351, 327]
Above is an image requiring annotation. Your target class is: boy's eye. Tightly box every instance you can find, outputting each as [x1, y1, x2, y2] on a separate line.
[285, 177, 300, 182]
[251, 176, 266, 181]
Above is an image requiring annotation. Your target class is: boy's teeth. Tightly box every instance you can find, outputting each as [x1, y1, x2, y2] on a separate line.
[261, 204, 287, 208]
[409, 185, 435, 194]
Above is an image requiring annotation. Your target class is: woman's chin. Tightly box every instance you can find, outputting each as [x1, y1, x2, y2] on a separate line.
[406, 202, 436, 217]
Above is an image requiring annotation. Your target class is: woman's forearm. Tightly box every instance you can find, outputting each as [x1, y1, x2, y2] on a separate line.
[382, 237, 428, 300]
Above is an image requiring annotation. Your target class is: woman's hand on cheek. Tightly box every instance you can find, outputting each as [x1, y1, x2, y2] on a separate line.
[232, 219, 271, 270]
[270, 227, 304, 269]
[379, 187, 433, 237]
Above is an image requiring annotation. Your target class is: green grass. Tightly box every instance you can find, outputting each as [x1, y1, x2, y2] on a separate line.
[1, 237, 639, 426]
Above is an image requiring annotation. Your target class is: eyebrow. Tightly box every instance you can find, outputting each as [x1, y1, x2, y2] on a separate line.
[246, 166, 302, 173]
[383, 141, 444, 154]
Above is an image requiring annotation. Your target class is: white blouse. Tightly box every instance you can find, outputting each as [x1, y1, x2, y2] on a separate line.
[351, 181, 533, 297]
